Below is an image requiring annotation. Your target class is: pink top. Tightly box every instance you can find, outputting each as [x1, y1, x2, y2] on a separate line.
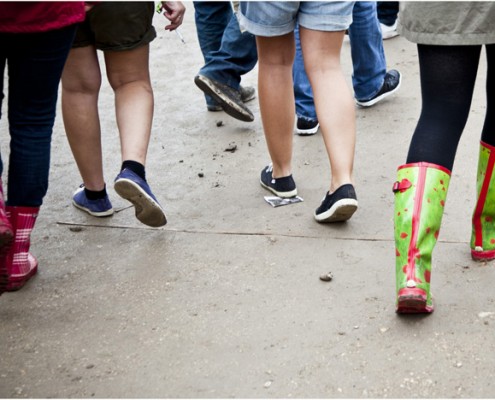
[0, 2, 85, 33]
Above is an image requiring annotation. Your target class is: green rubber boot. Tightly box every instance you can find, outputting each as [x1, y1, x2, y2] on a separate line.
[471, 141, 495, 261]
[393, 162, 451, 313]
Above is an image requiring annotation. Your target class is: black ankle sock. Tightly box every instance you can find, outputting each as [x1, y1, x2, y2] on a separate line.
[121, 160, 146, 181]
[84, 185, 108, 200]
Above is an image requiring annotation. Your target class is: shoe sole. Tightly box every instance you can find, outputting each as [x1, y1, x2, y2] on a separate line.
[195, 75, 254, 122]
[260, 180, 297, 198]
[72, 200, 115, 217]
[114, 178, 167, 227]
[314, 199, 358, 223]
[296, 123, 320, 136]
[355, 73, 402, 107]
[383, 32, 399, 40]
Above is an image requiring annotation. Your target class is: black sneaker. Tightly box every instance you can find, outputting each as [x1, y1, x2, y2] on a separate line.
[194, 74, 254, 122]
[314, 184, 358, 223]
[260, 164, 297, 198]
[355, 69, 401, 107]
[295, 117, 320, 136]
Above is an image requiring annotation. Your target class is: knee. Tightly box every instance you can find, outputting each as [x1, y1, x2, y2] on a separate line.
[108, 74, 152, 94]
[62, 73, 102, 96]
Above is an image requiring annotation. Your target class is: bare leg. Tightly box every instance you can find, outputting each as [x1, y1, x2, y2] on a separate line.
[104, 44, 153, 166]
[61, 46, 105, 191]
[256, 33, 295, 178]
[300, 27, 356, 193]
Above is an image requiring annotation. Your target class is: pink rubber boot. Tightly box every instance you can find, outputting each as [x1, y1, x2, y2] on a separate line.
[0, 180, 14, 294]
[5, 206, 39, 291]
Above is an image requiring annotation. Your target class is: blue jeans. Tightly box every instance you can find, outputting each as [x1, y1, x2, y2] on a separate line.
[0, 25, 77, 207]
[377, 1, 399, 26]
[194, 1, 257, 106]
[293, 2, 386, 121]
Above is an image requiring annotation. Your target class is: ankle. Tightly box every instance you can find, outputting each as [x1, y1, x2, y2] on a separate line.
[121, 160, 146, 181]
[84, 185, 108, 200]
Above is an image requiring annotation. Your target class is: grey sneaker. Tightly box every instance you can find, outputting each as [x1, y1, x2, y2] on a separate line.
[356, 70, 402, 107]
[240, 85, 256, 103]
[208, 85, 256, 112]
[195, 74, 254, 122]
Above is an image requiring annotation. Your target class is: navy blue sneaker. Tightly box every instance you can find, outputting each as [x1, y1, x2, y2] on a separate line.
[260, 164, 297, 198]
[114, 169, 167, 227]
[314, 184, 358, 223]
[72, 185, 114, 217]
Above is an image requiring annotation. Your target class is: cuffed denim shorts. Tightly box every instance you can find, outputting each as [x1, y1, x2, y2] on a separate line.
[238, 1, 354, 37]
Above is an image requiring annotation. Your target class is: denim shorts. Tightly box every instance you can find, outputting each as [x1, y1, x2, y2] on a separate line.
[72, 2, 156, 51]
[238, 1, 354, 37]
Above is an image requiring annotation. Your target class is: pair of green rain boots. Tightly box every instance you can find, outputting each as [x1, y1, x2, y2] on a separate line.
[393, 141, 495, 313]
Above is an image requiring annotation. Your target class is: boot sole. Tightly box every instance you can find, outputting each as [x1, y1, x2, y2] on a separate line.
[471, 249, 495, 261]
[5, 253, 38, 292]
[396, 291, 433, 314]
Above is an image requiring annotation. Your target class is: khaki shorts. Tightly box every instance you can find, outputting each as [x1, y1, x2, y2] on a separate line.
[73, 2, 156, 51]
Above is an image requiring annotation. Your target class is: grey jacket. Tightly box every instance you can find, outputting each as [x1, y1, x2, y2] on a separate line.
[399, 1, 495, 45]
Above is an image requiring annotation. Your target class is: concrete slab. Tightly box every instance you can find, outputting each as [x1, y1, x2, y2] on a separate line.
[1, 5, 494, 398]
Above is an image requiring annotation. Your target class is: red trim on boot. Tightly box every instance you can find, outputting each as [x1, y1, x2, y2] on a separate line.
[473, 141, 495, 252]
[405, 165, 427, 283]
[471, 248, 495, 261]
[398, 162, 451, 175]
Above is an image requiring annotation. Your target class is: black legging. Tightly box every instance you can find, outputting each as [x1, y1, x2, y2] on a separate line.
[406, 44, 495, 171]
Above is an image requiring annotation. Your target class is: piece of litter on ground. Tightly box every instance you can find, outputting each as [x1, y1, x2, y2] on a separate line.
[264, 196, 303, 207]
[264, 381, 272, 388]
[478, 311, 495, 318]
[216, 120, 224, 127]
[319, 272, 333, 282]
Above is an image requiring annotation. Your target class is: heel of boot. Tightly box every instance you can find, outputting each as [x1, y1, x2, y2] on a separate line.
[396, 287, 434, 314]
[471, 247, 495, 261]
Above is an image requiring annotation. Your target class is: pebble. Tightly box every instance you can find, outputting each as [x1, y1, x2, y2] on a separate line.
[319, 272, 333, 282]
